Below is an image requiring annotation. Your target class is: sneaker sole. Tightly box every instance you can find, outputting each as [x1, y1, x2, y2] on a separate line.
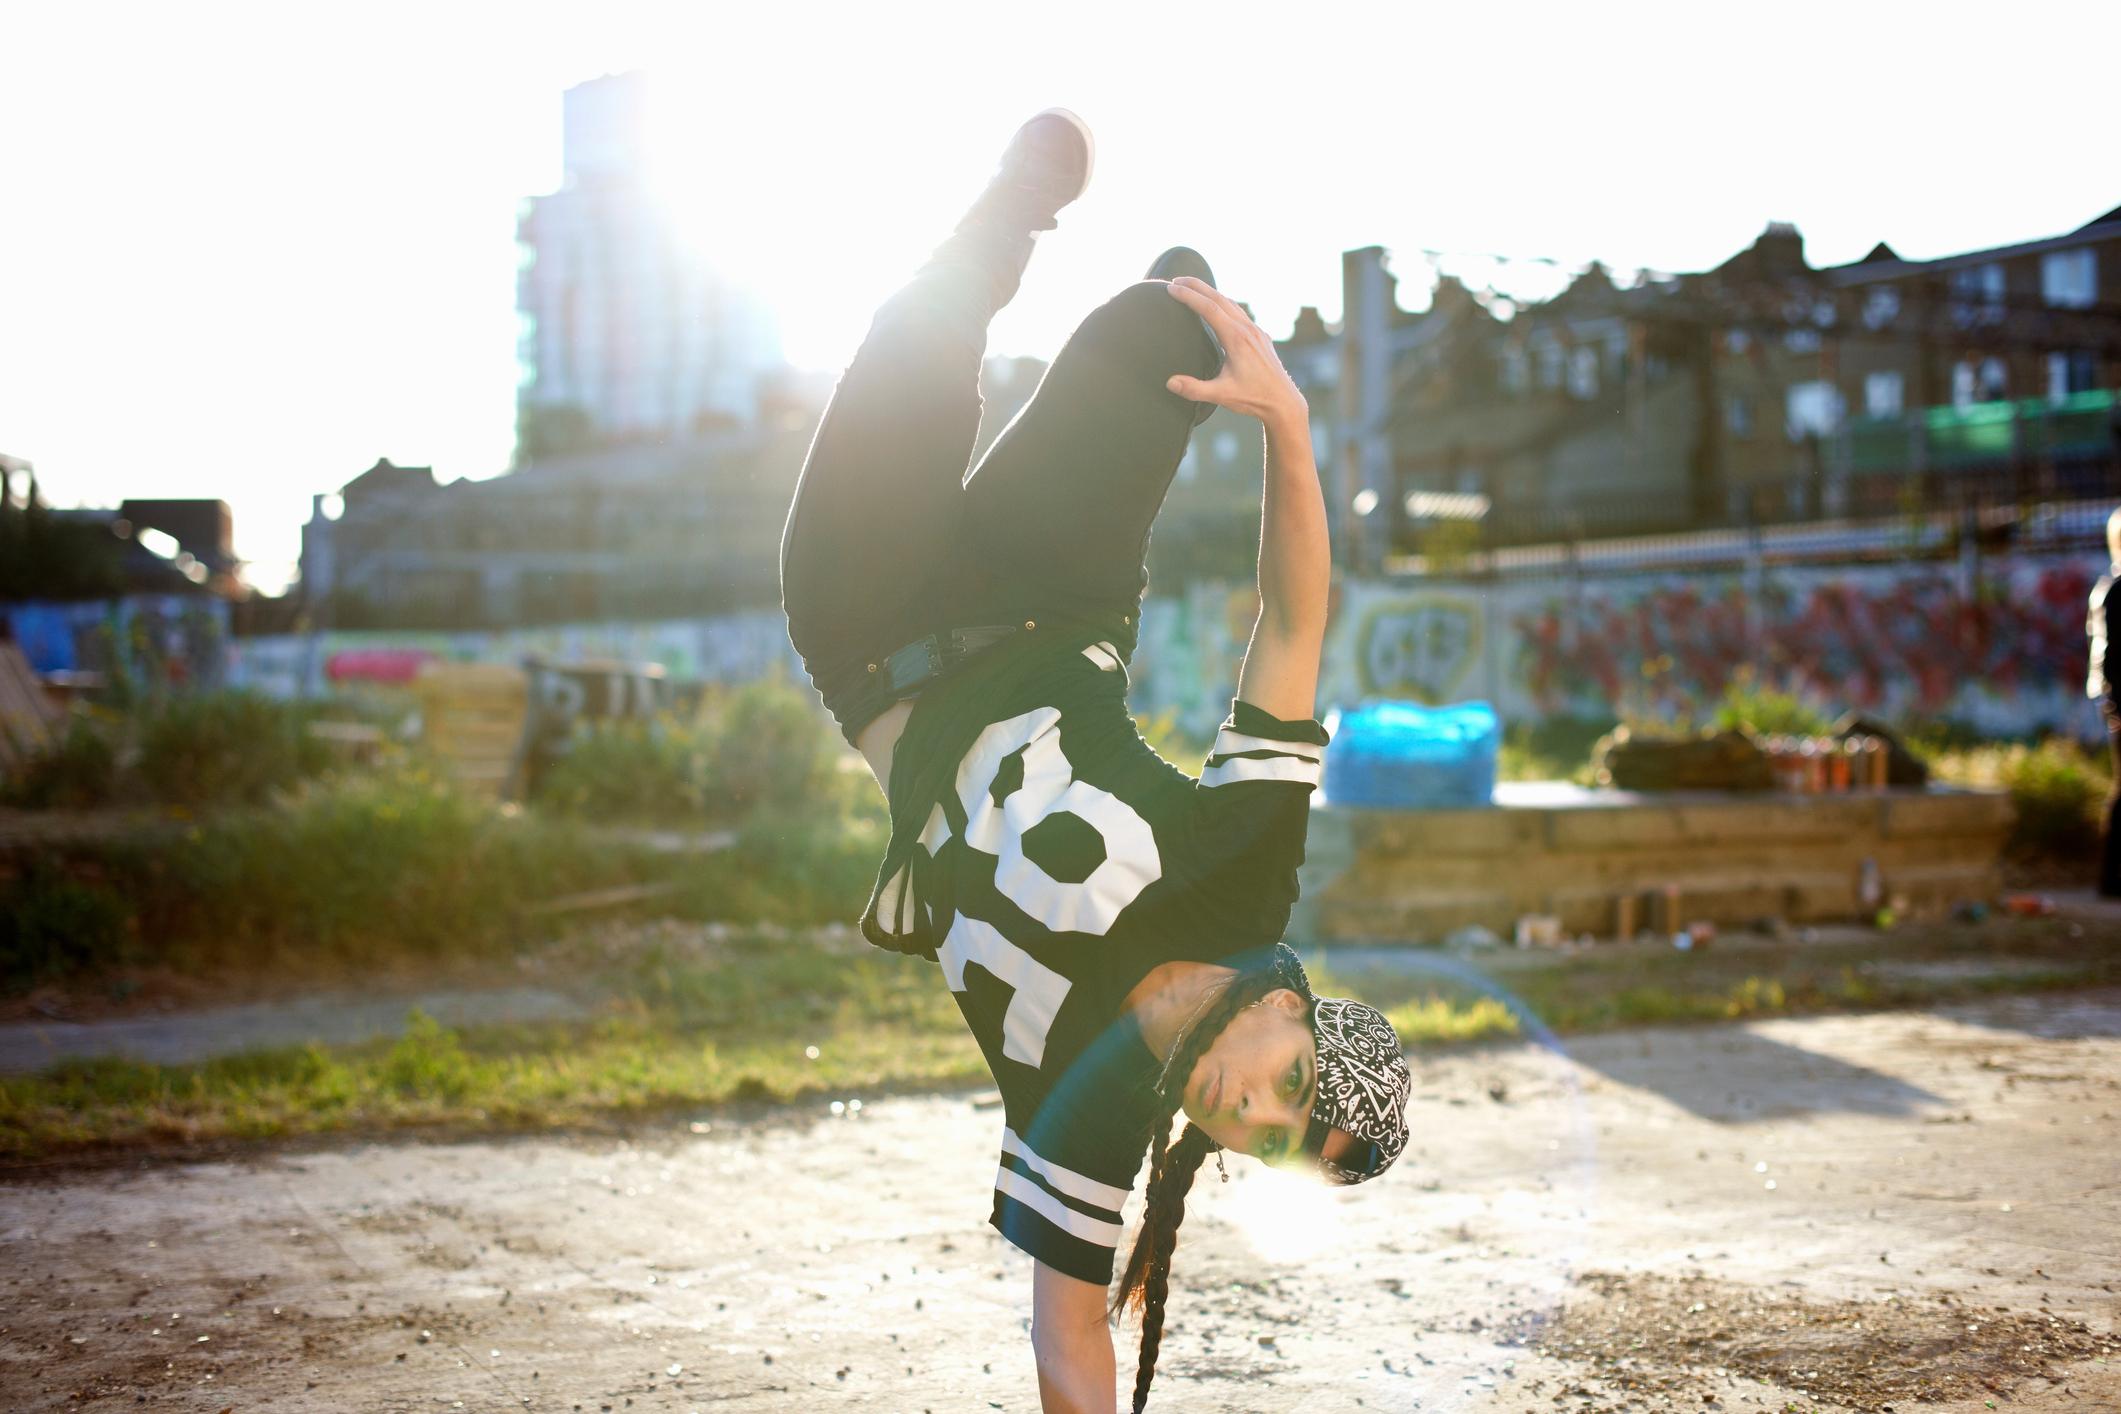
[1031, 106, 1095, 203]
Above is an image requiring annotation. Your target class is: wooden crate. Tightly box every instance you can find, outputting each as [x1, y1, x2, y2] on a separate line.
[0, 643, 62, 774]
[413, 663, 530, 799]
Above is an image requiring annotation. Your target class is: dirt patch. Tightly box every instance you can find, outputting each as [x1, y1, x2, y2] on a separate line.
[1532, 1271, 2121, 1410]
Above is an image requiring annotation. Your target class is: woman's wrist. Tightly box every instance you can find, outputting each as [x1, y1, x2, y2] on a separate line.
[1263, 389, 1310, 433]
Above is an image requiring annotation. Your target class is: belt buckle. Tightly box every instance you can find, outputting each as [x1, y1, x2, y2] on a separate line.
[884, 635, 943, 694]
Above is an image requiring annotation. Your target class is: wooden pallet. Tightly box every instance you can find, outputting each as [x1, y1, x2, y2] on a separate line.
[0, 643, 62, 774]
[412, 663, 530, 800]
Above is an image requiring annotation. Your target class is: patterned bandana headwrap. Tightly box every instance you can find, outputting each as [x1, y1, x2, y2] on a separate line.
[1228, 945, 1411, 1185]
[1301, 996, 1413, 1185]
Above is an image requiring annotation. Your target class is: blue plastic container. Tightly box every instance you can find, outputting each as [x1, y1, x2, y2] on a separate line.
[1321, 700, 1500, 810]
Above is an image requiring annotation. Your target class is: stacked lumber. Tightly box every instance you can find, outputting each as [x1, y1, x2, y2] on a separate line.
[412, 662, 530, 800]
[0, 643, 62, 775]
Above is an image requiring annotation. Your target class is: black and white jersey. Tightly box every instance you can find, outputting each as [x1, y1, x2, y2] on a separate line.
[868, 631, 1329, 1284]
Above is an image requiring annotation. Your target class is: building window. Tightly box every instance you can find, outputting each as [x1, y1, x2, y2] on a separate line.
[1500, 347, 1529, 393]
[2041, 249, 2096, 309]
[1726, 393, 1755, 440]
[1862, 287, 1901, 330]
[1567, 347, 1599, 400]
[1863, 371, 1905, 419]
[1784, 327, 1822, 354]
[1949, 262, 2006, 327]
[2047, 351, 2098, 401]
[1535, 339, 1564, 389]
[1955, 357, 2009, 407]
[1726, 329, 1751, 355]
[1786, 380, 1845, 441]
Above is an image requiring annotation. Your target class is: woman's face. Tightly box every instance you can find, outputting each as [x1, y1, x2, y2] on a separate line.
[1179, 987, 1317, 1166]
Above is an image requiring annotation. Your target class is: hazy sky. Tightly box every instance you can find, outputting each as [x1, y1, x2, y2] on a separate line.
[4, 0, 2115, 590]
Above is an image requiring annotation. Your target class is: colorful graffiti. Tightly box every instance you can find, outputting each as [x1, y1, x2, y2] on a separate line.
[1511, 559, 2099, 719]
[227, 611, 801, 701]
[1350, 593, 1483, 702]
[221, 551, 2111, 742]
[4, 596, 229, 691]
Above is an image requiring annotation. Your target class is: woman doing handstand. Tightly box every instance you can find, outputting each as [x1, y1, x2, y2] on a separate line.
[779, 110, 1415, 1413]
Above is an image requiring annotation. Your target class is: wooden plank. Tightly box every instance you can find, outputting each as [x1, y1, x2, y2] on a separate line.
[1341, 806, 1545, 857]
[1882, 790, 2015, 838]
[0, 645, 59, 770]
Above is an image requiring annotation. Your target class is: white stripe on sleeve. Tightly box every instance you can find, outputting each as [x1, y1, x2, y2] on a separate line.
[1210, 727, 1324, 763]
[1199, 753, 1324, 789]
[994, 1168, 1125, 1245]
[1000, 1128, 1129, 1211]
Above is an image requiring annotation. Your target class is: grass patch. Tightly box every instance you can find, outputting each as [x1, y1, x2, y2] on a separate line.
[0, 934, 986, 1160]
[6, 918, 2117, 1164]
[1497, 716, 1612, 784]
[1311, 921, 2119, 1041]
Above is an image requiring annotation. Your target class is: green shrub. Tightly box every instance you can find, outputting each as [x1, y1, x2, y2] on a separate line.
[0, 715, 121, 809]
[537, 678, 853, 827]
[135, 692, 334, 807]
[1930, 738, 2109, 862]
[702, 678, 847, 818]
[536, 714, 711, 825]
[1709, 670, 1831, 738]
[0, 856, 133, 989]
[115, 767, 660, 970]
[2001, 740, 2106, 861]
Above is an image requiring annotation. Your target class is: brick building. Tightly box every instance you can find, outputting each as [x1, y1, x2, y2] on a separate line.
[1285, 204, 2121, 565]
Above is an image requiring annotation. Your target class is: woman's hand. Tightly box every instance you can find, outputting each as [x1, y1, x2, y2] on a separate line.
[1163, 277, 1309, 434]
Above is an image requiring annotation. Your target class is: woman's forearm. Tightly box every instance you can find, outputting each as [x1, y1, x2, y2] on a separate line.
[1257, 406, 1329, 639]
[1232, 405, 1329, 720]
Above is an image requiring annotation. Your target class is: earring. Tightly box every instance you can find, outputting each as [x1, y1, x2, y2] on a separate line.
[1215, 1148, 1229, 1183]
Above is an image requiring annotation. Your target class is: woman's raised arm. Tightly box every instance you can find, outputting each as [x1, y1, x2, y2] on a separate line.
[1164, 278, 1328, 722]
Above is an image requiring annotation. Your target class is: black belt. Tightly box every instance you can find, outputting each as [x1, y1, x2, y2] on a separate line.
[878, 623, 1024, 695]
[837, 622, 1026, 735]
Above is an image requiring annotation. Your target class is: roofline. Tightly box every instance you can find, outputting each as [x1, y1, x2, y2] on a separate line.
[1827, 219, 2121, 285]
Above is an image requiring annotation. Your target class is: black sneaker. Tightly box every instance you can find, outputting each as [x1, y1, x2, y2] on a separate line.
[969, 108, 1094, 233]
[1147, 247, 1223, 423]
[1145, 246, 1214, 286]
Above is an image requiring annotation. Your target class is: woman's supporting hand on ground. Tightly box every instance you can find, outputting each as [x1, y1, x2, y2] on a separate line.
[1162, 277, 1309, 435]
[1031, 1261, 1118, 1413]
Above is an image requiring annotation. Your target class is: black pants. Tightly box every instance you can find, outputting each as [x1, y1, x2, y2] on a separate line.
[2103, 695, 2121, 898]
[779, 225, 1221, 744]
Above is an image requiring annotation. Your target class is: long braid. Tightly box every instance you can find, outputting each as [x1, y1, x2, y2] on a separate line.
[1123, 1123, 1211, 1411]
[1111, 946, 1311, 1410]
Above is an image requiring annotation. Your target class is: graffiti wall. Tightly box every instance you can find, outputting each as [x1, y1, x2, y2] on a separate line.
[1124, 552, 2109, 741]
[225, 611, 802, 701]
[5, 596, 230, 691]
[224, 549, 2111, 742]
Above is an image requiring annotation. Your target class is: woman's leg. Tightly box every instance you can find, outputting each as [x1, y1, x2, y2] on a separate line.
[780, 113, 1092, 741]
[952, 279, 1222, 634]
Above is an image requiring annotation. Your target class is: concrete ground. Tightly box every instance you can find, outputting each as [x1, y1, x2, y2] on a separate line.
[2, 991, 2116, 1413]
